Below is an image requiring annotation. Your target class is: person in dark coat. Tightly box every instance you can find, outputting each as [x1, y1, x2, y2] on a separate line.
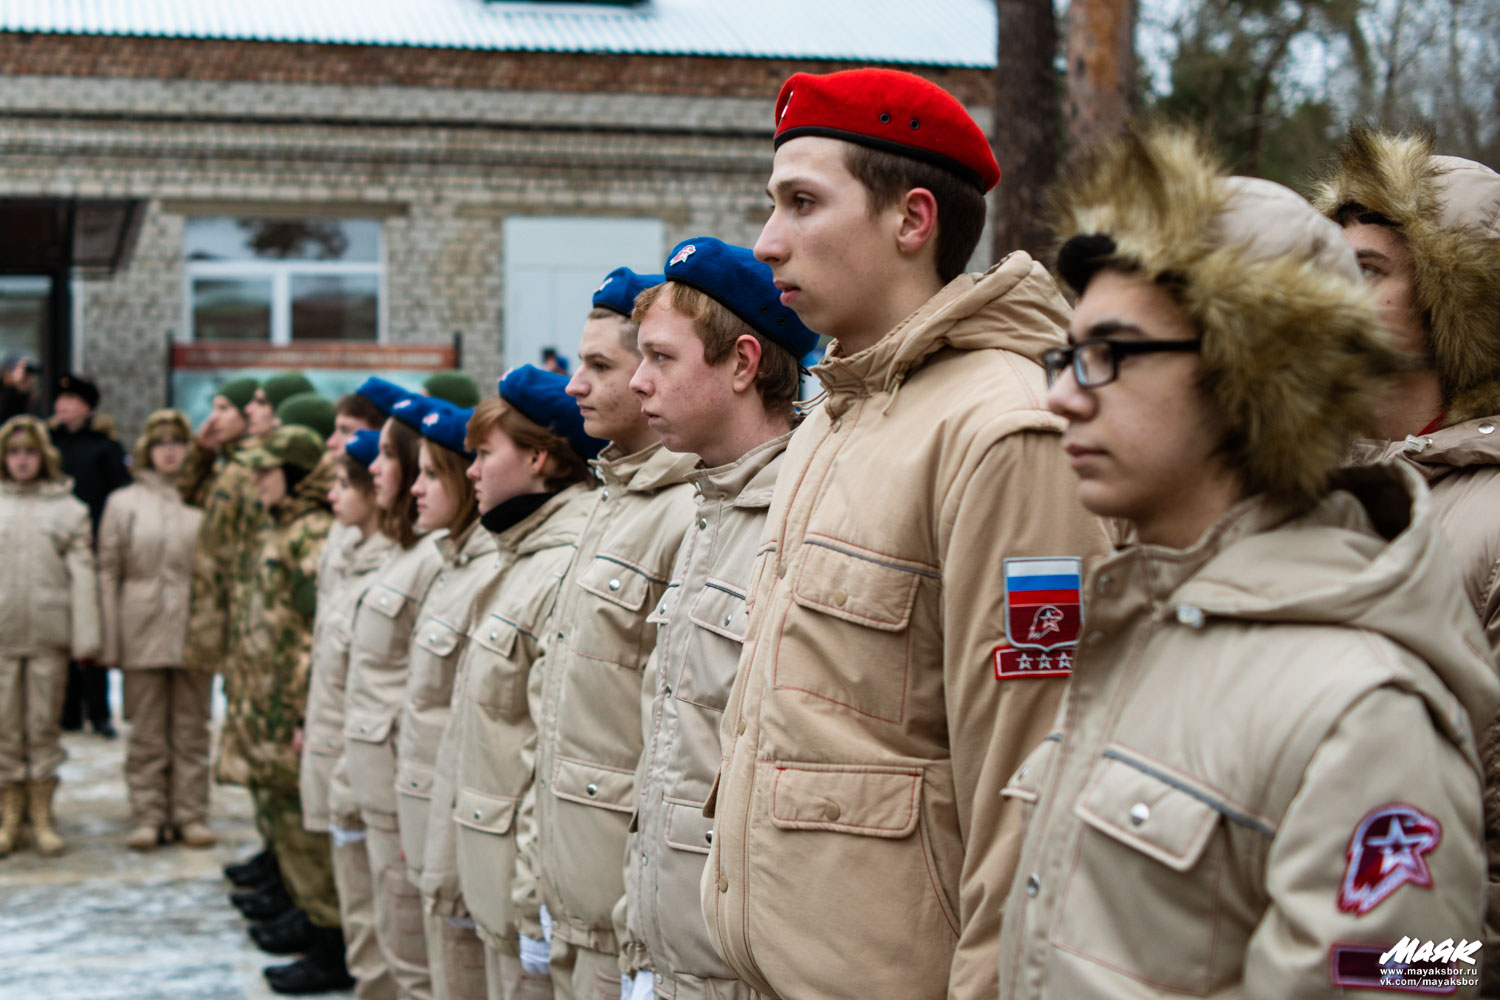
[0, 354, 43, 424]
[50, 374, 131, 738]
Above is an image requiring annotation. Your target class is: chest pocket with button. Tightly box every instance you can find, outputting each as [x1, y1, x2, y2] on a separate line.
[358, 584, 413, 655]
[572, 553, 658, 667]
[675, 582, 748, 711]
[411, 616, 466, 708]
[1053, 747, 1232, 995]
[778, 537, 924, 723]
[466, 614, 526, 722]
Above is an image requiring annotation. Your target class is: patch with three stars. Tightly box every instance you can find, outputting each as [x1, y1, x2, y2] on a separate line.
[1337, 803, 1442, 916]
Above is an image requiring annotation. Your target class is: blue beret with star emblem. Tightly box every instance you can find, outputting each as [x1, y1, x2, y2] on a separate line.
[344, 428, 380, 469]
[592, 267, 664, 319]
[355, 377, 415, 417]
[499, 364, 608, 462]
[662, 237, 819, 359]
[407, 395, 474, 459]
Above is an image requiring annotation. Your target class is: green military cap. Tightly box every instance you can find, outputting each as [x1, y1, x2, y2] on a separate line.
[276, 391, 336, 440]
[423, 370, 481, 408]
[240, 425, 324, 474]
[262, 372, 316, 411]
[217, 376, 259, 413]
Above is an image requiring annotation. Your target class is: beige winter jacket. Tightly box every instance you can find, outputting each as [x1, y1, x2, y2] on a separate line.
[343, 531, 444, 818]
[395, 519, 498, 882]
[702, 255, 1111, 1000]
[434, 487, 592, 943]
[301, 524, 396, 832]
[0, 476, 100, 660]
[525, 442, 698, 955]
[1352, 416, 1500, 995]
[625, 432, 790, 990]
[997, 462, 1496, 999]
[97, 470, 200, 669]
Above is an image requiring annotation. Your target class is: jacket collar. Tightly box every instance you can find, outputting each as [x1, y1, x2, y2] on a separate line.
[500, 482, 591, 556]
[592, 440, 697, 493]
[434, 518, 495, 564]
[1350, 414, 1500, 483]
[0, 475, 75, 498]
[687, 430, 793, 509]
[345, 530, 396, 573]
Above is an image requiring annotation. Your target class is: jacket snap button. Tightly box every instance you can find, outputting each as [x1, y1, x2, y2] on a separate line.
[473, 810, 482, 820]
[775, 562, 787, 578]
[833, 590, 848, 607]
[1175, 604, 1206, 629]
[830, 418, 842, 432]
[359, 726, 368, 734]
[824, 803, 841, 821]
[1130, 802, 1150, 826]
[458, 555, 469, 566]
[705, 829, 713, 844]
[608, 578, 622, 591]
[586, 783, 598, 796]
[427, 634, 436, 643]
[736, 719, 746, 735]
[698, 518, 708, 530]
[601, 490, 610, 501]
[724, 613, 734, 626]
[717, 876, 729, 892]
[1481, 423, 1496, 435]
[489, 631, 498, 641]
[664, 684, 673, 697]
[641, 853, 648, 865]
[1025, 873, 1041, 896]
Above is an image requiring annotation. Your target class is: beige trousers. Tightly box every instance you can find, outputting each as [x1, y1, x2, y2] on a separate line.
[424, 910, 487, 1000]
[548, 940, 618, 1000]
[333, 827, 398, 1000]
[0, 653, 68, 783]
[484, 936, 554, 1000]
[364, 810, 432, 1000]
[121, 668, 213, 827]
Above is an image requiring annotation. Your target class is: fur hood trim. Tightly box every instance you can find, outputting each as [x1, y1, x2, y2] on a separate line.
[1055, 126, 1401, 509]
[1312, 128, 1500, 424]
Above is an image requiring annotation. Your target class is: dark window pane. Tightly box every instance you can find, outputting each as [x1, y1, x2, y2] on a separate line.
[192, 277, 272, 340]
[186, 218, 380, 263]
[0, 276, 50, 361]
[291, 274, 378, 341]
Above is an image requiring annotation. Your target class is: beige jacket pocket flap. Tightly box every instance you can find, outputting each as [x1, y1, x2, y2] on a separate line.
[473, 615, 519, 659]
[664, 798, 715, 855]
[689, 583, 749, 642]
[343, 710, 395, 744]
[1074, 752, 1221, 872]
[792, 540, 921, 631]
[365, 584, 410, 620]
[551, 756, 635, 813]
[454, 787, 517, 835]
[768, 764, 922, 838]
[305, 723, 344, 757]
[577, 555, 651, 612]
[1000, 734, 1061, 805]
[415, 618, 463, 657]
[396, 759, 435, 801]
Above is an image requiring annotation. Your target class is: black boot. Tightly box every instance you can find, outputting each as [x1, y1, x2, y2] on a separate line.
[264, 926, 355, 995]
[251, 908, 315, 955]
[224, 846, 278, 886]
[233, 881, 294, 921]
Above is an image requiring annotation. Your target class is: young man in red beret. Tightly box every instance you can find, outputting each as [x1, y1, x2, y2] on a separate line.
[701, 68, 1109, 1000]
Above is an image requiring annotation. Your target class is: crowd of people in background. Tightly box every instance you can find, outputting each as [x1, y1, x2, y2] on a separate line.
[2, 64, 1499, 1000]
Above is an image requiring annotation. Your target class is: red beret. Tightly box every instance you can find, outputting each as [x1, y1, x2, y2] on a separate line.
[774, 68, 1000, 193]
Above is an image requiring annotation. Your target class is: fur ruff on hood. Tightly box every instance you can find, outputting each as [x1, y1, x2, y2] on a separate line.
[1053, 125, 1401, 510]
[1311, 127, 1500, 426]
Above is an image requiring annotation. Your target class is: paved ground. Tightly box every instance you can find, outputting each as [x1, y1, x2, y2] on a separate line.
[0, 679, 355, 1000]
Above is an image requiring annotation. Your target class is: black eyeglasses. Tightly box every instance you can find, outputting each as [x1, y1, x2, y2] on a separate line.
[1043, 338, 1201, 389]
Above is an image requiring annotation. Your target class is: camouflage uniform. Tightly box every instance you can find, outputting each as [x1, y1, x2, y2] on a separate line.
[235, 435, 337, 926]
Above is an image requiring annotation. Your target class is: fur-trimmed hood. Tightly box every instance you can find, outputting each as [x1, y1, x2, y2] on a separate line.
[1053, 125, 1401, 509]
[1312, 128, 1500, 425]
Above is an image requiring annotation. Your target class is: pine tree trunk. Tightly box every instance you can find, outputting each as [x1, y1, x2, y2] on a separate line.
[1065, 0, 1135, 160]
[992, 0, 1062, 260]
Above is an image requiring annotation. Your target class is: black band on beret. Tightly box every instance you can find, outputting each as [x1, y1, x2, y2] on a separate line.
[774, 125, 988, 193]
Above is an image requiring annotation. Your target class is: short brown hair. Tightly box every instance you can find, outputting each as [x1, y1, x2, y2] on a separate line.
[588, 307, 641, 355]
[337, 392, 385, 430]
[334, 451, 375, 495]
[419, 439, 478, 537]
[843, 143, 987, 283]
[379, 417, 423, 549]
[632, 283, 800, 417]
[465, 397, 594, 492]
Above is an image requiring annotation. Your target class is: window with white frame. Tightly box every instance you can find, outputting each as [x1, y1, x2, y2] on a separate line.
[183, 217, 382, 342]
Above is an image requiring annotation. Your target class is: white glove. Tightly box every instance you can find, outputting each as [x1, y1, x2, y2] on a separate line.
[539, 903, 554, 943]
[628, 970, 655, 1000]
[518, 934, 551, 976]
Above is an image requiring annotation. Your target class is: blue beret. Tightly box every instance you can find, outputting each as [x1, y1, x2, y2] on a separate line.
[388, 391, 432, 431]
[593, 267, 665, 318]
[498, 365, 608, 462]
[414, 397, 475, 459]
[355, 377, 414, 416]
[662, 237, 820, 359]
[344, 429, 380, 469]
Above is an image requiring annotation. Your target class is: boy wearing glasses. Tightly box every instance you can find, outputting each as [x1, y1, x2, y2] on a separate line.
[999, 127, 1494, 998]
[702, 68, 1107, 1000]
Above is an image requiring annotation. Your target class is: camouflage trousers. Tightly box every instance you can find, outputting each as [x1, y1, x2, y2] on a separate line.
[251, 784, 342, 928]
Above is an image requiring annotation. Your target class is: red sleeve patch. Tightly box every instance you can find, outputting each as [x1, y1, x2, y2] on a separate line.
[1337, 803, 1442, 916]
[995, 557, 1082, 680]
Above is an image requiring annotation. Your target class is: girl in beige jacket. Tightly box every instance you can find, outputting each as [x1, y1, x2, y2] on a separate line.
[0, 414, 100, 857]
[98, 409, 211, 851]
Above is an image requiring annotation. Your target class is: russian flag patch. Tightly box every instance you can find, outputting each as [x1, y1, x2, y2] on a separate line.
[994, 557, 1083, 680]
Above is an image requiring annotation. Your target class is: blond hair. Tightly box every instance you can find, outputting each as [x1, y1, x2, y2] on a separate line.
[134, 409, 193, 471]
[0, 415, 63, 482]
